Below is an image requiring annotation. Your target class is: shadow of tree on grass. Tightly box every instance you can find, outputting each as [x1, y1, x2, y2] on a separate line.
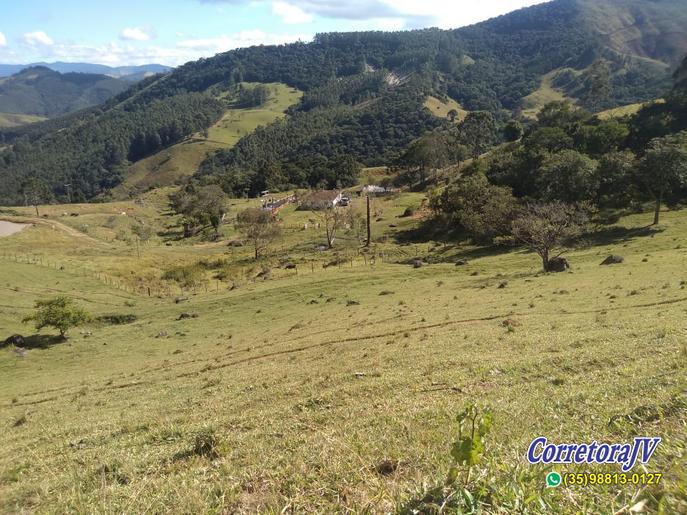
[585, 224, 665, 247]
[21, 334, 66, 349]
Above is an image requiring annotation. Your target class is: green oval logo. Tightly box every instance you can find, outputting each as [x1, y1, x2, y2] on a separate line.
[546, 471, 562, 488]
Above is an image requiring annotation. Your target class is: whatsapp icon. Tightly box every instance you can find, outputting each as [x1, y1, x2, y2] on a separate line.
[546, 471, 562, 488]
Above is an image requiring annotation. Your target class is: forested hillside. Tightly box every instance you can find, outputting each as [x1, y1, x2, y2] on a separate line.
[1, 0, 686, 204]
[0, 66, 130, 118]
[1, 90, 225, 202]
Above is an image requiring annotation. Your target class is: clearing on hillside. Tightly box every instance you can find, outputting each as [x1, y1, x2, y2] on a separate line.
[112, 83, 302, 199]
[521, 70, 574, 119]
[0, 112, 47, 128]
[424, 95, 468, 122]
[596, 99, 666, 120]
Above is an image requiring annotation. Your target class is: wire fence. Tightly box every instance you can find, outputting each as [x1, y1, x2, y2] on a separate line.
[0, 251, 159, 297]
[0, 243, 432, 301]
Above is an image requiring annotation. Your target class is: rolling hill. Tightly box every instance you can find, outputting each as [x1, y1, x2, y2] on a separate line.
[0, 66, 130, 118]
[2, 3, 687, 511]
[0, 0, 686, 205]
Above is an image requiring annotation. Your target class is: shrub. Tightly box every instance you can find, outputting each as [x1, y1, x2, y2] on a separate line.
[447, 403, 493, 485]
[162, 264, 206, 288]
[197, 258, 228, 270]
[192, 428, 220, 459]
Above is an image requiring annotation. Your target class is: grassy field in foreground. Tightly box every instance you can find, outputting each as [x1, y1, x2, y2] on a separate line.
[112, 83, 302, 199]
[0, 195, 686, 513]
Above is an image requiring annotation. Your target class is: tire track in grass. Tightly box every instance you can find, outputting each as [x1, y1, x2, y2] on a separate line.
[9, 381, 155, 407]
[172, 294, 687, 376]
[174, 312, 508, 378]
[7, 295, 687, 407]
[5, 312, 506, 406]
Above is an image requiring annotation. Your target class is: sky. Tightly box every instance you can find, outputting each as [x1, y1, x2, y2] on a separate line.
[0, 0, 550, 67]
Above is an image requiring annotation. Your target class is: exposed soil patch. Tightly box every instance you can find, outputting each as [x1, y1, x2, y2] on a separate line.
[0, 221, 30, 237]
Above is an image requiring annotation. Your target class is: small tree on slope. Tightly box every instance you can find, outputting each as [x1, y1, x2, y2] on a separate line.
[22, 296, 90, 339]
[510, 202, 588, 272]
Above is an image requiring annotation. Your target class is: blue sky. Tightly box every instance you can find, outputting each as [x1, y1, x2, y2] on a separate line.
[0, 0, 550, 67]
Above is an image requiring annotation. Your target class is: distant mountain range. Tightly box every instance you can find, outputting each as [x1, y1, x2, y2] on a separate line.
[0, 66, 134, 118]
[0, 62, 171, 81]
[0, 63, 172, 123]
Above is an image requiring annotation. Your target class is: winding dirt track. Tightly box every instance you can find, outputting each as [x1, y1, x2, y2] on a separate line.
[0, 216, 103, 244]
